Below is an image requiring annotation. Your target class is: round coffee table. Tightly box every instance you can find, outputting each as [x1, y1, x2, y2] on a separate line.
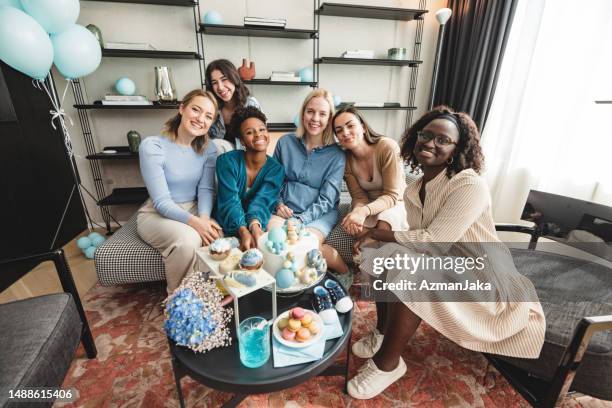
[168, 275, 353, 408]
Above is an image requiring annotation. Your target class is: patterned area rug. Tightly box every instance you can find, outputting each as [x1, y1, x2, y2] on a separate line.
[57, 282, 608, 407]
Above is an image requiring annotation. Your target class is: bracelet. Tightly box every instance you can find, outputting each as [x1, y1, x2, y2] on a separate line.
[248, 220, 262, 232]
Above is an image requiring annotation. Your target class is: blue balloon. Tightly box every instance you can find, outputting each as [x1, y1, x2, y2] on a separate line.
[51, 24, 101, 79]
[88, 232, 103, 240]
[90, 235, 106, 247]
[21, 0, 79, 34]
[0, 6, 53, 80]
[0, 0, 23, 10]
[77, 236, 92, 250]
[115, 77, 136, 96]
[203, 10, 223, 25]
[298, 67, 313, 83]
[84, 246, 97, 259]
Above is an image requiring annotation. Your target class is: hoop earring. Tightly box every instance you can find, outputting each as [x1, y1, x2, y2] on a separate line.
[447, 156, 454, 165]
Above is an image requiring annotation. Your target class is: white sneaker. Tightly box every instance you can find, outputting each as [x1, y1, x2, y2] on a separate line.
[352, 329, 384, 359]
[348, 358, 407, 399]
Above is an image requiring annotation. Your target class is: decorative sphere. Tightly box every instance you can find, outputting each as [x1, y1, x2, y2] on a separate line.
[333, 95, 342, 107]
[298, 67, 313, 83]
[276, 268, 296, 289]
[88, 232, 102, 240]
[90, 235, 106, 247]
[268, 227, 287, 244]
[84, 246, 97, 259]
[203, 10, 223, 25]
[77, 237, 92, 250]
[115, 77, 136, 96]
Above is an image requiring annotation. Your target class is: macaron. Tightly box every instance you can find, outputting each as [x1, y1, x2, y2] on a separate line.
[307, 321, 320, 335]
[277, 317, 289, 330]
[288, 318, 301, 332]
[296, 328, 311, 342]
[300, 313, 313, 328]
[282, 327, 296, 341]
[291, 307, 306, 320]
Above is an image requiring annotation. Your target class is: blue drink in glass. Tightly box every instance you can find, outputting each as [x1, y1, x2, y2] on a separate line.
[238, 316, 270, 368]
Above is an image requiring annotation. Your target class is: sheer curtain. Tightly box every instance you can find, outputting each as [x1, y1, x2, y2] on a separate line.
[481, 0, 612, 223]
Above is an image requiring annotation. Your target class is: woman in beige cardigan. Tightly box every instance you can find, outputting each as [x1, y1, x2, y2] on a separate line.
[346, 106, 546, 400]
[332, 107, 408, 252]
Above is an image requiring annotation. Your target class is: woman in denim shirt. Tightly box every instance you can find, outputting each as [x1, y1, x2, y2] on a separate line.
[271, 89, 349, 274]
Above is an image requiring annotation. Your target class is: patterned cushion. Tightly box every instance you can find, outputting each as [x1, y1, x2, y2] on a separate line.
[95, 214, 165, 286]
[497, 248, 612, 400]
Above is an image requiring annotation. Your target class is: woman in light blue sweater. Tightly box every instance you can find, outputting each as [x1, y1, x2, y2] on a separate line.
[137, 89, 221, 293]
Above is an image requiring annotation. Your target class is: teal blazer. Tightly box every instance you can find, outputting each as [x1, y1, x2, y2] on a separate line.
[215, 150, 285, 236]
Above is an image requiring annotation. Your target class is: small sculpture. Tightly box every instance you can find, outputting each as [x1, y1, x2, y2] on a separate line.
[286, 220, 298, 244]
[238, 58, 256, 81]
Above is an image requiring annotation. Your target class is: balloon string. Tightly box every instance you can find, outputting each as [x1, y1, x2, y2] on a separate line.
[37, 76, 75, 158]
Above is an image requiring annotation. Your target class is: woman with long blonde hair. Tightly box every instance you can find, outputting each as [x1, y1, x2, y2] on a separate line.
[137, 89, 222, 293]
[270, 88, 349, 275]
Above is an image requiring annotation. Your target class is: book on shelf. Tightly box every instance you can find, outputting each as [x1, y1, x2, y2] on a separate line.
[104, 95, 148, 101]
[354, 102, 385, 107]
[244, 16, 287, 23]
[244, 22, 286, 28]
[341, 50, 375, 59]
[104, 42, 156, 51]
[270, 76, 301, 82]
[99, 100, 153, 106]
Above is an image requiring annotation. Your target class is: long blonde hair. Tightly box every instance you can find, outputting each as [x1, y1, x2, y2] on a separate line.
[296, 88, 336, 146]
[162, 89, 218, 154]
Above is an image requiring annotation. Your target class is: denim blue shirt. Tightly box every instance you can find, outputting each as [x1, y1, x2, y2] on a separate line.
[208, 96, 260, 149]
[273, 133, 346, 225]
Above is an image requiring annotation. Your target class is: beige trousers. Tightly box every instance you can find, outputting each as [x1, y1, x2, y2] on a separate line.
[137, 200, 202, 294]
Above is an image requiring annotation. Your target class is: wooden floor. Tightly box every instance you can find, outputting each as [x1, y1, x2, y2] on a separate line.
[0, 229, 99, 303]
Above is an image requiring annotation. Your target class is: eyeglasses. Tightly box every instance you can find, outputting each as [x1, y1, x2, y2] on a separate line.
[416, 130, 457, 147]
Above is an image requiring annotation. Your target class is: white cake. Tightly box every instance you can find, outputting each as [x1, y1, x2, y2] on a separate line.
[257, 230, 319, 276]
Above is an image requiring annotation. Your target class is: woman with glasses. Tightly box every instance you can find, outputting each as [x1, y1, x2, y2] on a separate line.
[346, 106, 545, 399]
[332, 107, 408, 254]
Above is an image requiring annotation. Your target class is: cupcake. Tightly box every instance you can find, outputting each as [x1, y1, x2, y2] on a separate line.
[210, 238, 232, 260]
[239, 248, 264, 270]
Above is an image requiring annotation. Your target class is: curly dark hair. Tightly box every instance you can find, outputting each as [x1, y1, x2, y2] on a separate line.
[227, 106, 268, 142]
[205, 59, 250, 108]
[399, 105, 484, 177]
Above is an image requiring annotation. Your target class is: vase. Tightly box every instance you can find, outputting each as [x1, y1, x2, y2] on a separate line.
[127, 130, 141, 153]
[238, 58, 256, 81]
[154, 66, 177, 103]
[86, 24, 104, 48]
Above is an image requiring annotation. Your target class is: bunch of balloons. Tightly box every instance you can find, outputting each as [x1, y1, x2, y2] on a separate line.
[77, 232, 106, 259]
[0, 0, 101, 81]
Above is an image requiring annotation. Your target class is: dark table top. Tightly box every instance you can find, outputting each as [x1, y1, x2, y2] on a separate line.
[169, 276, 352, 395]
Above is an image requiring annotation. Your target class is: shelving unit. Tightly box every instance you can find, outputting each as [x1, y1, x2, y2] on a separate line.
[314, 1, 428, 127]
[86, 146, 138, 160]
[102, 49, 202, 60]
[72, 0, 205, 232]
[200, 24, 317, 40]
[244, 79, 317, 87]
[316, 57, 421, 67]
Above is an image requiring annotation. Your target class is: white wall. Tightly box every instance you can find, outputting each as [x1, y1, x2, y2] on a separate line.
[57, 0, 447, 225]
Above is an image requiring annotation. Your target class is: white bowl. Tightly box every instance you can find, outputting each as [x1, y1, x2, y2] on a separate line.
[272, 309, 324, 348]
